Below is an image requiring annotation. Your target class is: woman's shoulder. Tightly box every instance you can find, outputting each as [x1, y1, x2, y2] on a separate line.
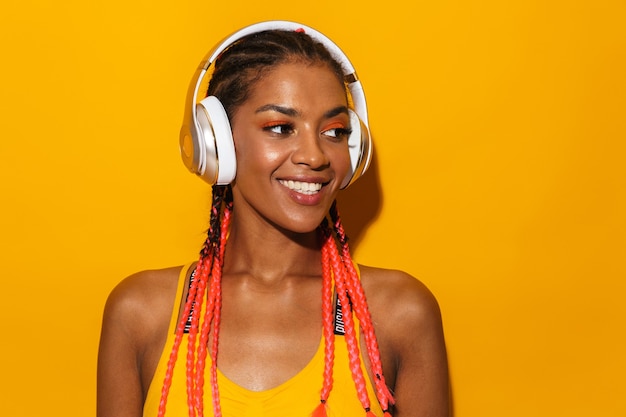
[357, 265, 450, 412]
[358, 264, 444, 347]
[102, 265, 187, 338]
[105, 266, 184, 310]
[359, 265, 441, 311]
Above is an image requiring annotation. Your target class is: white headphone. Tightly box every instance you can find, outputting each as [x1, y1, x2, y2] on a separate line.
[179, 20, 372, 189]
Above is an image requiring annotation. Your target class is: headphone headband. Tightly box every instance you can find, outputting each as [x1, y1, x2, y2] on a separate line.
[205, 21, 357, 75]
[192, 21, 367, 124]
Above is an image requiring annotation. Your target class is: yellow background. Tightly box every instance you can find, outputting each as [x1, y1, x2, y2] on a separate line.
[1, 1, 624, 416]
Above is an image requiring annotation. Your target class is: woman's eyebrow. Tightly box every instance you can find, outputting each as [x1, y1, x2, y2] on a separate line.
[254, 104, 350, 119]
[324, 105, 350, 119]
[255, 104, 299, 117]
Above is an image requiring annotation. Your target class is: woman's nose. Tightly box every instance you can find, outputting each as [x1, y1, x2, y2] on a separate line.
[291, 128, 330, 170]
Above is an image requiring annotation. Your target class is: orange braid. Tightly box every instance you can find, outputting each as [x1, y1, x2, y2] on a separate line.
[192, 256, 215, 417]
[187, 257, 211, 416]
[325, 231, 373, 411]
[313, 229, 337, 417]
[157, 252, 211, 417]
[329, 202, 395, 413]
[192, 195, 232, 417]
[156, 186, 230, 417]
[209, 201, 231, 416]
[187, 187, 228, 416]
[157, 239, 213, 416]
[341, 257, 394, 412]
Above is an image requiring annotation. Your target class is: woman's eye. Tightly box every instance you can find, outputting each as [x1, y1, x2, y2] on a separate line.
[263, 123, 294, 135]
[322, 126, 352, 140]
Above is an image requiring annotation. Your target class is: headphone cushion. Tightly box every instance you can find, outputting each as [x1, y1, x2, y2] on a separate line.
[341, 109, 372, 189]
[195, 96, 237, 185]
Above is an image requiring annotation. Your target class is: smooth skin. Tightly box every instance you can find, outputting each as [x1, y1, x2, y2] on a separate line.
[97, 62, 450, 417]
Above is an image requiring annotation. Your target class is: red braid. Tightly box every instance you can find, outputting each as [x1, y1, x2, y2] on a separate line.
[157, 240, 213, 417]
[323, 227, 373, 412]
[328, 202, 395, 414]
[193, 195, 232, 417]
[192, 257, 216, 417]
[188, 257, 211, 415]
[313, 230, 336, 417]
[209, 202, 231, 416]
[157, 251, 211, 417]
[156, 186, 231, 417]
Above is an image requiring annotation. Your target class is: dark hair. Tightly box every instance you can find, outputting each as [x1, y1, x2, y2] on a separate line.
[207, 29, 346, 120]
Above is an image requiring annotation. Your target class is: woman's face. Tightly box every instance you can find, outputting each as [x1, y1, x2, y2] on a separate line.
[229, 61, 352, 234]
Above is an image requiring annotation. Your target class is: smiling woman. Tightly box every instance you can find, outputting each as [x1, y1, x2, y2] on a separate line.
[96, 21, 449, 417]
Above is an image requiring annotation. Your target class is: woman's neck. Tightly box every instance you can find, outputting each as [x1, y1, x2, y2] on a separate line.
[222, 213, 323, 285]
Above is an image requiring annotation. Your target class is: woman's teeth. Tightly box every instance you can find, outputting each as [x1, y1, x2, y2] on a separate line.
[279, 180, 323, 195]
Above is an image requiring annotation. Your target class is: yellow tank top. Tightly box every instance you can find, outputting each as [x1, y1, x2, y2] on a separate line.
[143, 263, 384, 417]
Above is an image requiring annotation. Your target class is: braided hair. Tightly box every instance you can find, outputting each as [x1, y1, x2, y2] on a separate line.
[158, 29, 394, 417]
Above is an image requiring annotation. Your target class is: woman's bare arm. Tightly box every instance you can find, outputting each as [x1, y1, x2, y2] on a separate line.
[97, 268, 179, 417]
[362, 266, 450, 417]
[97, 278, 145, 417]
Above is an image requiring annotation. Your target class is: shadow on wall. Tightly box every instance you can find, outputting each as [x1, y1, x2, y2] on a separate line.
[336, 151, 382, 252]
[338, 152, 457, 416]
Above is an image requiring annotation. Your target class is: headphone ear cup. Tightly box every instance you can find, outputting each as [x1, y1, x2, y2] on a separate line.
[194, 96, 237, 185]
[340, 109, 372, 189]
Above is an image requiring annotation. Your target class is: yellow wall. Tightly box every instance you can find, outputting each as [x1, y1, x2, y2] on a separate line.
[1, 1, 624, 416]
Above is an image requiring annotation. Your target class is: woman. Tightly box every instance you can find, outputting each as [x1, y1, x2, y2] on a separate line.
[97, 21, 449, 417]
